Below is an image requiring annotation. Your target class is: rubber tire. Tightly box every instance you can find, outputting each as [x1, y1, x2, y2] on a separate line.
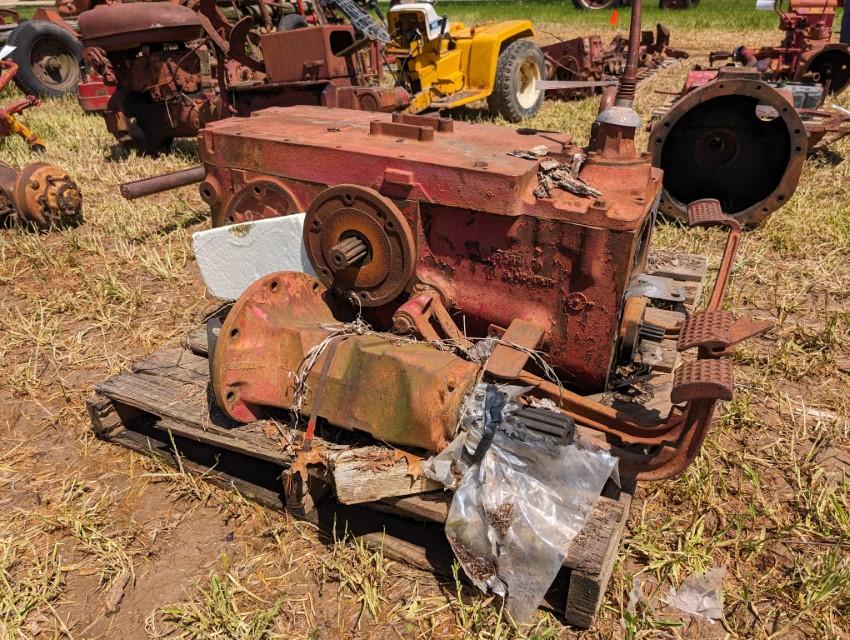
[123, 94, 175, 156]
[572, 0, 620, 9]
[487, 39, 545, 123]
[277, 13, 309, 31]
[7, 20, 82, 98]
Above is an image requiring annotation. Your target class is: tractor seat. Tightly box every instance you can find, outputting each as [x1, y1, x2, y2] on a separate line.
[79, 3, 204, 51]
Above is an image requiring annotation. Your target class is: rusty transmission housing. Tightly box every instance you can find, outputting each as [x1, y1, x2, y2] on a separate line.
[200, 106, 659, 392]
[199, 104, 770, 480]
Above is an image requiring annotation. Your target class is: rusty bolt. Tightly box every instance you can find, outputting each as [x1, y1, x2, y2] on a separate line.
[566, 292, 588, 312]
[392, 314, 414, 334]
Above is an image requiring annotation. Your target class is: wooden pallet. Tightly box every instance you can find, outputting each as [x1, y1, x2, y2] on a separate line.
[86, 249, 707, 628]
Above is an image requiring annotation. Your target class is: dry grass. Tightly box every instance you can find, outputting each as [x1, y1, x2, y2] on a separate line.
[1, 5, 849, 638]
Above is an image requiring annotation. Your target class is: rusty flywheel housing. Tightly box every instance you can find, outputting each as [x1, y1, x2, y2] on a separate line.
[303, 184, 415, 307]
[652, 76, 808, 225]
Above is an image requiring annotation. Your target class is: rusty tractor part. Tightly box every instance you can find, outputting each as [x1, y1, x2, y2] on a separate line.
[197, 103, 769, 481]
[671, 66, 850, 150]
[541, 23, 688, 99]
[650, 67, 808, 226]
[178, 0, 762, 480]
[120, 165, 206, 200]
[0, 160, 83, 228]
[709, 0, 850, 96]
[77, 1, 406, 154]
[212, 271, 480, 451]
[0, 59, 46, 152]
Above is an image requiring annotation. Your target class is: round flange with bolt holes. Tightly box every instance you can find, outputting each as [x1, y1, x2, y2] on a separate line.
[303, 184, 415, 307]
[651, 77, 807, 226]
[220, 179, 300, 227]
[211, 271, 333, 423]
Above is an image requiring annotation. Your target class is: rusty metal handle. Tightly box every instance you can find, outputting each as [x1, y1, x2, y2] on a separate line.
[686, 198, 742, 312]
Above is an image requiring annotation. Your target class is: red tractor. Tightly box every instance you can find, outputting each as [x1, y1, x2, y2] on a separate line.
[76, 0, 406, 153]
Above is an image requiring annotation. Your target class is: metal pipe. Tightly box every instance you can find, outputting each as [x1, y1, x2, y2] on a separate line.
[616, 0, 642, 104]
[120, 165, 206, 200]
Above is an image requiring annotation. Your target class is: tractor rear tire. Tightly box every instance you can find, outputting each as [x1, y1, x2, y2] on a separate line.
[7, 20, 82, 98]
[572, 0, 621, 9]
[487, 39, 544, 123]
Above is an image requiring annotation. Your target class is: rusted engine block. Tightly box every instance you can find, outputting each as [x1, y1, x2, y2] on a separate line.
[542, 23, 688, 99]
[77, 2, 405, 153]
[709, 0, 850, 95]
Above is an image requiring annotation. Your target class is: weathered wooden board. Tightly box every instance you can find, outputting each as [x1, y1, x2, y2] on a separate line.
[330, 446, 442, 504]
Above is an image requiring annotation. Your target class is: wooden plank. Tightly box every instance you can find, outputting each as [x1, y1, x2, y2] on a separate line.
[378, 493, 450, 523]
[646, 249, 707, 282]
[330, 447, 441, 504]
[96, 370, 213, 429]
[679, 280, 702, 307]
[654, 338, 680, 373]
[155, 417, 294, 466]
[183, 326, 209, 355]
[130, 345, 211, 384]
[643, 307, 683, 332]
[87, 393, 142, 438]
[564, 490, 632, 628]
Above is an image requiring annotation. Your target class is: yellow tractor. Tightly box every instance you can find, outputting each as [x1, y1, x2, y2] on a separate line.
[386, 2, 545, 121]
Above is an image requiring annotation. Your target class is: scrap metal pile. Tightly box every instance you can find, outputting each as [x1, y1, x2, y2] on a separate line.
[541, 23, 688, 99]
[77, 0, 402, 153]
[10, 0, 842, 623]
[135, 1, 769, 612]
[197, 103, 769, 480]
[0, 46, 82, 228]
[166, 0, 771, 485]
[708, 0, 849, 95]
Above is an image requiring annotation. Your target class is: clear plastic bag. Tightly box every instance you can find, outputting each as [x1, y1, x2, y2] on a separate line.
[424, 384, 618, 623]
[663, 568, 725, 622]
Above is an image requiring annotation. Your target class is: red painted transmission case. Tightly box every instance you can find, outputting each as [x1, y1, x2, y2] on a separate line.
[198, 105, 661, 391]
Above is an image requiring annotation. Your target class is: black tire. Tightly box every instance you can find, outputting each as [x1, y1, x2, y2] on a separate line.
[277, 13, 309, 32]
[572, 0, 620, 9]
[7, 20, 82, 98]
[487, 39, 544, 123]
[123, 95, 175, 156]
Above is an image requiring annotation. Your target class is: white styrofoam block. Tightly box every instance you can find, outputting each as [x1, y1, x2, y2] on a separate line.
[192, 214, 317, 300]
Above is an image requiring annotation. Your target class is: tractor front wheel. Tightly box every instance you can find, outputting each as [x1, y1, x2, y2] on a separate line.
[7, 20, 82, 98]
[487, 39, 544, 123]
